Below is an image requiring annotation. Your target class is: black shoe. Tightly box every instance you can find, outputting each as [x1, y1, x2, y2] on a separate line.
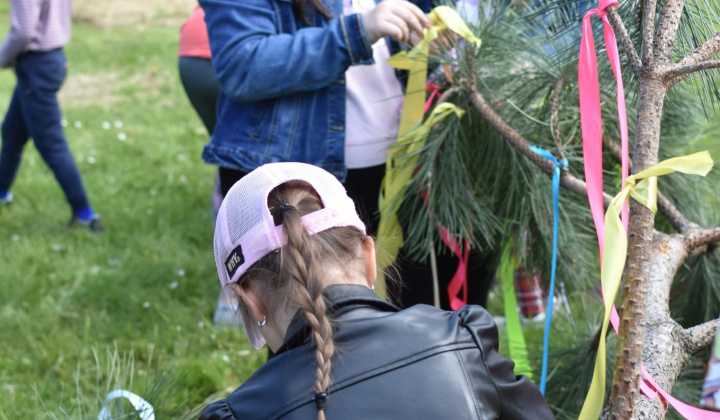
[67, 214, 104, 233]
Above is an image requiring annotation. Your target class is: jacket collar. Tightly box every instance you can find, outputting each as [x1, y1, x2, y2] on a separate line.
[273, 284, 400, 356]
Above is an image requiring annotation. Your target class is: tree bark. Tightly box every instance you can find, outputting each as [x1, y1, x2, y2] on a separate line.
[609, 74, 667, 419]
[633, 233, 688, 418]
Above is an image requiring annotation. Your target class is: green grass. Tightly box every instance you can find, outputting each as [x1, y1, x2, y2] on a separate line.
[0, 6, 263, 419]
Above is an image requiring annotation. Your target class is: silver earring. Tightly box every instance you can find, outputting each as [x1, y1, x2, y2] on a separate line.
[371, 284, 375, 290]
[257, 315, 267, 327]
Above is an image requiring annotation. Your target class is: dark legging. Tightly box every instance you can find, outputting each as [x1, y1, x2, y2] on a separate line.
[219, 164, 493, 310]
[178, 57, 219, 135]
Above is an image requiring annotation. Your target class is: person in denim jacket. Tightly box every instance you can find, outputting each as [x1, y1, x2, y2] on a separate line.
[200, 0, 428, 177]
[199, 0, 429, 224]
[201, 0, 495, 311]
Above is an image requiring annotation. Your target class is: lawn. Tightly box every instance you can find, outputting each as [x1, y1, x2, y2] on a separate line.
[0, 2, 263, 418]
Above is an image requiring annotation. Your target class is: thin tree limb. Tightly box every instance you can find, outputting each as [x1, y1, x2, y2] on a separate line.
[684, 227, 720, 250]
[667, 59, 720, 79]
[683, 319, 718, 354]
[657, 194, 697, 233]
[602, 136, 625, 168]
[676, 30, 720, 67]
[668, 33, 720, 89]
[437, 86, 461, 105]
[461, 79, 613, 208]
[601, 138, 695, 232]
[652, 0, 687, 60]
[641, 0, 658, 66]
[550, 77, 565, 157]
[667, 72, 690, 91]
[606, 7, 643, 78]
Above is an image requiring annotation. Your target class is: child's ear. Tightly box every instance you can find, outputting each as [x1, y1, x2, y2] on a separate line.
[362, 237, 377, 287]
[230, 282, 267, 325]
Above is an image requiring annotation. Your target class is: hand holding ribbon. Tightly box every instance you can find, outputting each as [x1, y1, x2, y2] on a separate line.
[376, 6, 480, 298]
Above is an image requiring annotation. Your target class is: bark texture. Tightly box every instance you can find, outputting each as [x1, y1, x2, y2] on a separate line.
[609, 72, 667, 420]
[634, 233, 688, 418]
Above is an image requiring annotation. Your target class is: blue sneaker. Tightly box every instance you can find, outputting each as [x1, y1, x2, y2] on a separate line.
[0, 191, 12, 205]
[67, 213, 104, 233]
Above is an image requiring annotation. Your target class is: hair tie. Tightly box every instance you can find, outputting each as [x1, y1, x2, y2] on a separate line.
[278, 203, 297, 215]
[314, 392, 328, 411]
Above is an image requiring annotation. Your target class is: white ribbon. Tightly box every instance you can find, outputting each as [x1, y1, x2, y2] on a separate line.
[98, 389, 155, 420]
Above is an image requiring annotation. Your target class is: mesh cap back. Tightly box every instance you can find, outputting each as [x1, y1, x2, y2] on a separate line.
[213, 162, 366, 290]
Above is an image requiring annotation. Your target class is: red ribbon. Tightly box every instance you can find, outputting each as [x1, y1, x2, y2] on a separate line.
[421, 82, 470, 310]
[579, 1, 720, 417]
[439, 225, 470, 310]
[425, 82, 442, 114]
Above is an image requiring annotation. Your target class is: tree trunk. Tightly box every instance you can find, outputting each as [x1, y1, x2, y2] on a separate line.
[609, 75, 667, 419]
[634, 233, 689, 418]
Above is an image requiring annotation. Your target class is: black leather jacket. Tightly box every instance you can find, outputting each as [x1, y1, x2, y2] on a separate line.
[200, 285, 554, 420]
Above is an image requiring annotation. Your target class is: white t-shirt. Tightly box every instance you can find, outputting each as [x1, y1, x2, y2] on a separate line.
[343, 0, 405, 169]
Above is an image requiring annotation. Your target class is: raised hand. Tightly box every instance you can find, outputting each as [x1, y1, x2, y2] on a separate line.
[363, 0, 431, 45]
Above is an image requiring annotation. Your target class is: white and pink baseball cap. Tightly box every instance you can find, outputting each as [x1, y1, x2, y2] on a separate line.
[213, 162, 366, 348]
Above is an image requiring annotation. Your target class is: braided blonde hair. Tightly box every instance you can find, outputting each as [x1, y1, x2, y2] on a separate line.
[238, 181, 370, 420]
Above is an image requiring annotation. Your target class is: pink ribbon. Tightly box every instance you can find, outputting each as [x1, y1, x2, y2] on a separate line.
[579, 0, 627, 343]
[579, 1, 720, 417]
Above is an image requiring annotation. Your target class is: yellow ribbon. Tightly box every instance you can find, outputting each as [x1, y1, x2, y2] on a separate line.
[579, 151, 714, 420]
[375, 6, 481, 298]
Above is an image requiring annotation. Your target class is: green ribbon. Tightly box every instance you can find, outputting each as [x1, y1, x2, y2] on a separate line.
[498, 240, 533, 380]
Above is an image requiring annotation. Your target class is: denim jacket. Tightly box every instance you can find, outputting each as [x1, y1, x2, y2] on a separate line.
[199, 0, 389, 181]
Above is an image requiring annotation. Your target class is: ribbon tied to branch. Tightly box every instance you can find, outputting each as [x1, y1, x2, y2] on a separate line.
[376, 6, 481, 298]
[575, 0, 720, 417]
[529, 146, 567, 395]
[579, 151, 714, 420]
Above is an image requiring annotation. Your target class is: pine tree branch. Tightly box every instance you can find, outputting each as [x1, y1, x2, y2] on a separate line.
[676, 30, 720, 67]
[647, 232, 685, 319]
[668, 32, 720, 90]
[602, 136, 625, 165]
[601, 138, 695, 232]
[641, 0, 659, 65]
[438, 86, 462, 105]
[683, 318, 718, 354]
[460, 78, 613, 208]
[606, 7, 643, 78]
[667, 59, 720, 79]
[657, 194, 697, 233]
[652, 0, 687, 60]
[683, 227, 720, 250]
[550, 77, 565, 156]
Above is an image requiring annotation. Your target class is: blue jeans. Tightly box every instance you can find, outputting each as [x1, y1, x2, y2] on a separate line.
[0, 49, 90, 212]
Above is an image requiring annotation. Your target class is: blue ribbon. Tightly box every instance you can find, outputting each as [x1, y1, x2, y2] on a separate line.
[529, 145, 568, 396]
